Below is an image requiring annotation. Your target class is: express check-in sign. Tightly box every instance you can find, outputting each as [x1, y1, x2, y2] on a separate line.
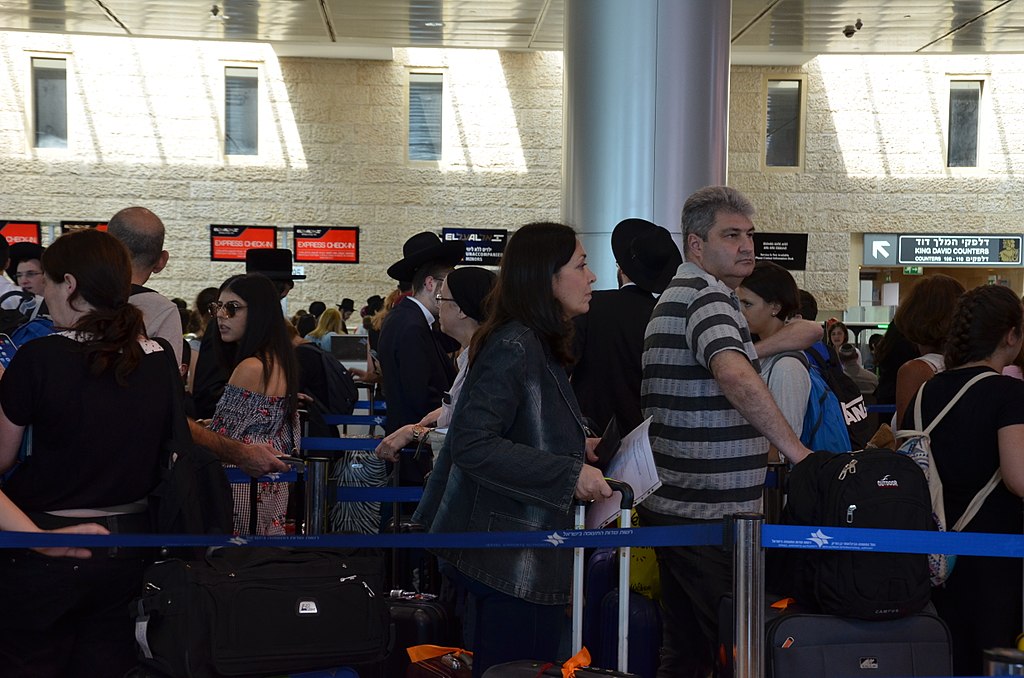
[293, 226, 359, 264]
[0, 221, 41, 245]
[209, 225, 277, 261]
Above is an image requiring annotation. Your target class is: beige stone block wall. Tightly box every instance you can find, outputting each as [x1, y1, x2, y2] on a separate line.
[0, 33, 563, 312]
[730, 55, 1024, 315]
[4, 30, 1024, 316]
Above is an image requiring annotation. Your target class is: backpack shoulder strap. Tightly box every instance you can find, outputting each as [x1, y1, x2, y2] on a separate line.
[919, 370, 997, 435]
[951, 468, 1003, 532]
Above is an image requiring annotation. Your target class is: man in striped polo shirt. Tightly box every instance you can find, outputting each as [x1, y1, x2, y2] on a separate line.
[640, 186, 812, 678]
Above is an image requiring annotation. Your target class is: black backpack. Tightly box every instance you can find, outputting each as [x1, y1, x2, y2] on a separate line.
[316, 344, 359, 415]
[771, 449, 933, 620]
[805, 345, 873, 448]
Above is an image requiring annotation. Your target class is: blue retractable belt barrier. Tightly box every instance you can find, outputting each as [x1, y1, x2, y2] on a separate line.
[225, 469, 300, 484]
[301, 437, 380, 451]
[322, 414, 386, 427]
[0, 523, 721, 550]
[866, 403, 896, 414]
[337, 486, 424, 503]
[353, 400, 387, 412]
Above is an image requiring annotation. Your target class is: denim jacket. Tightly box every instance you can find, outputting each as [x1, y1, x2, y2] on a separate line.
[416, 321, 586, 605]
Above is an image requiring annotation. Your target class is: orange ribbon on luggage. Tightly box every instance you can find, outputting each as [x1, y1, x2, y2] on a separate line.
[770, 597, 796, 611]
[406, 644, 474, 663]
[561, 647, 592, 677]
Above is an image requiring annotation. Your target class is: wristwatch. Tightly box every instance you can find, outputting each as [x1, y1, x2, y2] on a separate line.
[411, 425, 428, 442]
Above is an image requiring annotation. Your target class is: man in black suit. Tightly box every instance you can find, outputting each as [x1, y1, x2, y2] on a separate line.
[572, 218, 682, 435]
[378, 232, 465, 483]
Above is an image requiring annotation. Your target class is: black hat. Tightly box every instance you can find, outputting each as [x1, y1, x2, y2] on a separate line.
[387, 232, 465, 282]
[6, 242, 44, 281]
[446, 266, 496, 323]
[365, 294, 385, 315]
[611, 218, 682, 294]
[337, 298, 355, 313]
[245, 248, 305, 281]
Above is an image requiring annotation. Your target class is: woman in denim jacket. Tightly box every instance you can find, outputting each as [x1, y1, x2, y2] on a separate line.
[420, 222, 612, 676]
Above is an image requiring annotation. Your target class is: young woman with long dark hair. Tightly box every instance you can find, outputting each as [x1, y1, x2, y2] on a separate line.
[195, 273, 300, 535]
[422, 222, 612, 676]
[901, 284, 1024, 675]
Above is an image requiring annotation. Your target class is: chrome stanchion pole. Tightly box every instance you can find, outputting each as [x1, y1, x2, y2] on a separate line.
[733, 513, 765, 678]
[303, 457, 329, 535]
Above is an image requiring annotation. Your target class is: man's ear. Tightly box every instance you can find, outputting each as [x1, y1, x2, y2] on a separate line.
[686, 233, 703, 257]
[152, 250, 170, 275]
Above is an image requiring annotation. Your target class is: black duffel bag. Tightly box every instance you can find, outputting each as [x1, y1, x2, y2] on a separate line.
[132, 547, 391, 677]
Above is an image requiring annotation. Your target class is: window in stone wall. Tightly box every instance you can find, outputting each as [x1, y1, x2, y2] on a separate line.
[32, 57, 67, 149]
[409, 72, 443, 162]
[947, 80, 982, 168]
[225, 66, 258, 156]
[765, 78, 804, 169]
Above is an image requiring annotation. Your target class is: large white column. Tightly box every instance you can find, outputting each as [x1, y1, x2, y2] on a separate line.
[563, 0, 732, 289]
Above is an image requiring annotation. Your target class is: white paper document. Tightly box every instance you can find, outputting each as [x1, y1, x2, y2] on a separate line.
[586, 416, 661, 529]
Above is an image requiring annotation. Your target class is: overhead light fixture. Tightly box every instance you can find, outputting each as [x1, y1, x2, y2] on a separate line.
[210, 4, 229, 21]
[424, 21, 444, 28]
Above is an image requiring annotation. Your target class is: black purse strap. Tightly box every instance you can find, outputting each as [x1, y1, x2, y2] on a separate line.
[152, 337, 194, 465]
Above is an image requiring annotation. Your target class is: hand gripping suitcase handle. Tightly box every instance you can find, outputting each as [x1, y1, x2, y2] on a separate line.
[604, 478, 634, 513]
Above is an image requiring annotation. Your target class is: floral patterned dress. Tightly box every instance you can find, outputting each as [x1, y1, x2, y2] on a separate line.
[210, 383, 299, 536]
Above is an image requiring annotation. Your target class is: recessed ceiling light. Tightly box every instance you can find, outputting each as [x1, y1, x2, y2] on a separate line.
[424, 21, 444, 28]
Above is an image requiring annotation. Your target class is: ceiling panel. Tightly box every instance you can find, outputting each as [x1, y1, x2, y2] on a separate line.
[0, 0, 1023, 58]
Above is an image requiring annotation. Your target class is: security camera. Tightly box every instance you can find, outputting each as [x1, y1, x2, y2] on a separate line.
[843, 25, 856, 38]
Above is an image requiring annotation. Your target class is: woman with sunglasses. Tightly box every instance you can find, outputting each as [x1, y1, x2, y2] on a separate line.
[190, 273, 300, 535]
[423, 222, 612, 676]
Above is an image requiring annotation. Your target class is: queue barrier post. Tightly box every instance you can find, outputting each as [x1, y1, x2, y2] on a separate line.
[732, 512, 765, 678]
[303, 457, 330, 536]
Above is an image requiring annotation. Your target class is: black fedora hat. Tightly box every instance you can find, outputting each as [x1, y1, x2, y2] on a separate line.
[337, 298, 355, 313]
[387, 232, 465, 282]
[245, 248, 305, 281]
[611, 218, 682, 294]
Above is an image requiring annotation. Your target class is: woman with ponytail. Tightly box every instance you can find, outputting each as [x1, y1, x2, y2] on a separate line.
[901, 284, 1024, 675]
[0, 228, 178, 677]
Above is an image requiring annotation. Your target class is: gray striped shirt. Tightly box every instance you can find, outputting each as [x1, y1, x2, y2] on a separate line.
[641, 262, 768, 521]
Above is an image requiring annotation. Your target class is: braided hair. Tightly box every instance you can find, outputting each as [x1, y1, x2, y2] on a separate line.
[944, 284, 1023, 369]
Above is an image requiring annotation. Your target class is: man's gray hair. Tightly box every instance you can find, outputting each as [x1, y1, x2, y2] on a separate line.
[681, 186, 755, 255]
[107, 207, 165, 269]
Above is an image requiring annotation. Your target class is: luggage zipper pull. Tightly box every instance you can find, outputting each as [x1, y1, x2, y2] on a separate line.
[838, 459, 858, 480]
[362, 581, 375, 598]
[339, 575, 356, 583]
[846, 504, 857, 524]
[144, 582, 161, 593]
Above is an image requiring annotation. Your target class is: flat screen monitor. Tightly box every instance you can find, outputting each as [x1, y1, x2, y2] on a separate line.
[330, 334, 369, 364]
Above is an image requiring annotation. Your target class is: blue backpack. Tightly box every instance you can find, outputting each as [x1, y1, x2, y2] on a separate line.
[773, 351, 852, 453]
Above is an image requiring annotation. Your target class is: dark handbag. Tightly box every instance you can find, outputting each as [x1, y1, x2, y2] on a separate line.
[147, 338, 233, 541]
[132, 547, 391, 677]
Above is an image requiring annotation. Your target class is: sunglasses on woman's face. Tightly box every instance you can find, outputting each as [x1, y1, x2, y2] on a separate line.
[208, 301, 248, 318]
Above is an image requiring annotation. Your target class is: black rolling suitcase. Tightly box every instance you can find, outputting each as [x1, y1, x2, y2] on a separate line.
[483, 480, 641, 678]
[383, 590, 453, 678]
[717, 596, 952, 678]
[132, 547, 390, 678]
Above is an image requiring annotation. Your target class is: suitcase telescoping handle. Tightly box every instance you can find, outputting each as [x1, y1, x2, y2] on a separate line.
[571, 479, 634, 673]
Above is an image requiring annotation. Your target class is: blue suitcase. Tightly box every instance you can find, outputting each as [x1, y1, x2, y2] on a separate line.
[595, 589, 661, 678]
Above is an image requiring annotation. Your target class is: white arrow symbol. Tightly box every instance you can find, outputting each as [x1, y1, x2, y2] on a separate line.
[872, 241, 890, 259]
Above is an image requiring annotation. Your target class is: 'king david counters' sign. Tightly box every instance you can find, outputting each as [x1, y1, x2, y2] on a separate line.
[210, 225, 277, 261]
[293, 226, 359, 264]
